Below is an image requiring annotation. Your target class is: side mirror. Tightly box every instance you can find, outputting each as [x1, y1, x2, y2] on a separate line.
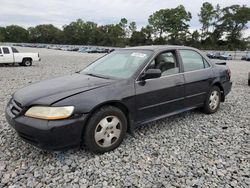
[141, 69, 162, 80]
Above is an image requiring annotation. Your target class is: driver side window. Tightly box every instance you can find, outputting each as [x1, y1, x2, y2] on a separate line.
[147, 51, 180, 77]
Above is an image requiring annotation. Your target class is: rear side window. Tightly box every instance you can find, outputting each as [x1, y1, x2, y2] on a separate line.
[3, 47, 10, 54]
[179, 50, 206, 72]
[11, 47, 19, 53]
[0, 48, 2, 54]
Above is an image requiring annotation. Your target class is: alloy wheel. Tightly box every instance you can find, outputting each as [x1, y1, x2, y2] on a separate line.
[209, 90, 220, 110]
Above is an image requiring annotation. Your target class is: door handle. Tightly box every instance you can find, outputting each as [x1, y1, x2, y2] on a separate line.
[0, 55, 3, 57]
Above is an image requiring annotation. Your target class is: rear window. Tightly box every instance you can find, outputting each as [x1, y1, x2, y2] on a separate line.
[3, 47, 10, 54]
[11, 47, 19, 53]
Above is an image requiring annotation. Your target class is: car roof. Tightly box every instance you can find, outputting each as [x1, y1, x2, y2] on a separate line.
[125, 45, 198, 52]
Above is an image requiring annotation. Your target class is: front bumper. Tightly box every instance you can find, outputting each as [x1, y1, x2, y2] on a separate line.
[5, 103, 87, 151]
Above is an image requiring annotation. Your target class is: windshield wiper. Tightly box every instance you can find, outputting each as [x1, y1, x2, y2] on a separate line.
[85, 73, 110, 79]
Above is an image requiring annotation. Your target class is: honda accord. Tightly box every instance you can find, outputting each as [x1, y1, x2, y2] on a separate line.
[5, 46, 232, 153]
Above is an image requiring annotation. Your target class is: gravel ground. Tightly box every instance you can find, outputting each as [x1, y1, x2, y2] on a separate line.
[0, 47, 249, 188]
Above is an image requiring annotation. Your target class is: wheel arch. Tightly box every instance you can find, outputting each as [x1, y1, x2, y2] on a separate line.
[85, 100, 133, 133]
[22, 57, 33, 62]
[212, 82, 225, 102]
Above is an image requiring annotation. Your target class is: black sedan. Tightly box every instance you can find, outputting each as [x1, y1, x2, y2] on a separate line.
[5, 46, 232, 153]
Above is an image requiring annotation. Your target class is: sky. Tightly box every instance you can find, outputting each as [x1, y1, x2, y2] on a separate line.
[0, 0, 249, 36]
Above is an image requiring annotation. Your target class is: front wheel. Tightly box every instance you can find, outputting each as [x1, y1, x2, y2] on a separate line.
[203, 86, 221, 114]
[83, 106, 127, 153]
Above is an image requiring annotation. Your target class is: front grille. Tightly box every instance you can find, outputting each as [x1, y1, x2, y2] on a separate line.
[9, 99, 23, 117]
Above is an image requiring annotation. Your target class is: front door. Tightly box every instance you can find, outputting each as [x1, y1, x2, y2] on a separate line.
[2, 47, 13, 63]
[135, 50, 185, 123]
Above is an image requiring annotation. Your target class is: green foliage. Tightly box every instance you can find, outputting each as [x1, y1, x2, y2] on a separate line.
[29, 24, 63, 44]
[0, 27, 6, 42]
[62, 19, 98, 45]
[129, 31, 146, 46]
[0, 4, 249, 50]
[148, 9, 167, 38]
[5, 25, 29, 42]
[149, 5, 192, 44]
[219, 5, 250, 48]
[199, 2, 215, 38]
[199, 3, 250, 50]
[129, 22, 137, 35]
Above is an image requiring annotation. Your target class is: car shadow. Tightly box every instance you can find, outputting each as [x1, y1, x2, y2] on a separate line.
[0, 64, 37, 68]
[0, 63, 20, 67]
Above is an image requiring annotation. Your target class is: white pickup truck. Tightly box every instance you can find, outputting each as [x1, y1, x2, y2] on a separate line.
[0, 46, 41, 66]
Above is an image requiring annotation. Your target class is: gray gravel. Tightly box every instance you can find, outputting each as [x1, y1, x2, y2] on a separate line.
[0, 47, 249, 187]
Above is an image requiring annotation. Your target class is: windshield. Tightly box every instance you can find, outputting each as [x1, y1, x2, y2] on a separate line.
[81, 50, 152, 79]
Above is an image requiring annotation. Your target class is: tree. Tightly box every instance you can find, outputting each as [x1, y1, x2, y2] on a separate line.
[141, 25, 153, 45]
[129, 31, 147, 46]
[0, 27, 6, 42]
[29, 24, 62, 44]
[186, 30, 201, 48]
[165, 5, 192, 44]
[128, 21, 137, 36]
[199, 2, 215, 39]
[0, 4, 249, 50]
[118, 18, 128, 45]
[5, 25, 29, 42]
[148, 9, 166, 38]
[149, 5, 192, 44]
[63, 19, 87, 45]
[119, 18, 128, 37]
[219, 5, 250, 49]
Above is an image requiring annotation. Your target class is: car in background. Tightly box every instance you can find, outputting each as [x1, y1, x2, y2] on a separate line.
[206, 52, 216, 59]
[242, 55, 250, 61]
[0, 46, 40, 66]
[6, 45, 232, 153]
[219, 53, 233, 60]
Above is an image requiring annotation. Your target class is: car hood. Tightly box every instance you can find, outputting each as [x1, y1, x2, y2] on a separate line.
[13, 74, 114, 106]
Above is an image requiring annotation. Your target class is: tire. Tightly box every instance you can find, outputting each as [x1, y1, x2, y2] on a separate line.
[22, 59, 32, 66]
[83, 106, 127, 153]
[203, 86, 221, 114]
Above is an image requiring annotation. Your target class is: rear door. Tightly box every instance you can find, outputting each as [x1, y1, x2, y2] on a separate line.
[135, 50, 185, 123]
[2, 47, 13, 63]
[178, 49, 214, 107]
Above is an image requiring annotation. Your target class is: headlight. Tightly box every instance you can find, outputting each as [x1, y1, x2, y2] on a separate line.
[25, 106, 74, 120]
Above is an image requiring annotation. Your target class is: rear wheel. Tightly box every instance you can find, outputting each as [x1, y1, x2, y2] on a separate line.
[21, 59, 32, 66]
[83, 106, 127, 153]
[203, 86, 221, 114]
